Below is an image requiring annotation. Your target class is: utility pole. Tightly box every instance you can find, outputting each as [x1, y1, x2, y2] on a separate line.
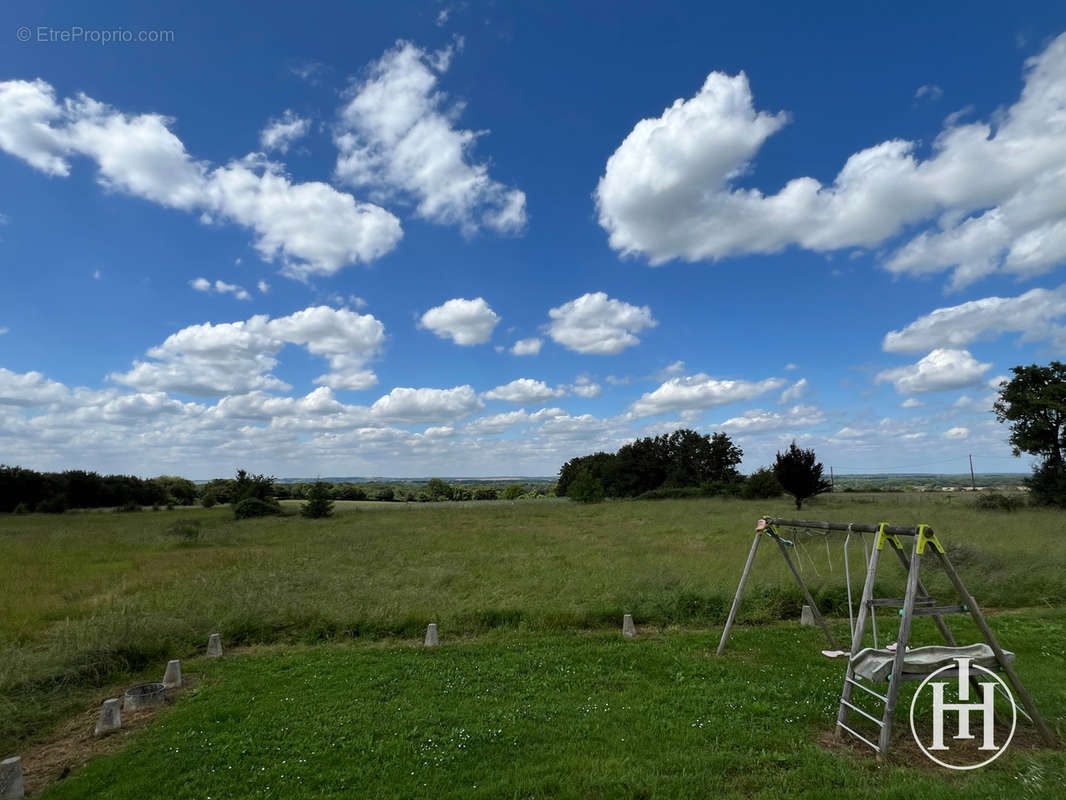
[969, 454, 976, 491]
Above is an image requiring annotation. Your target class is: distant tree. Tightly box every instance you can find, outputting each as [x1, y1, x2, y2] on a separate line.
[557, 452, 616, 498]
[232, 469, 277, 503]
[567, 469, 605, 503]
[426, 478, 454, 501]
[994, 362, 1066, 506]
[200, 490, 217, 509]
[153, 475, 198, 506]
[502, 484, 525, 500]
[473, 487, 499, 501]
[301, 481, 335, 519]
[774, 441, 832, 510]
[376, 487, 395, 502]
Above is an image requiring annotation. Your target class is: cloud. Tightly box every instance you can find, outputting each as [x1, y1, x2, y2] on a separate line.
[914, 84, 943, 102]
[419, 297, 500, 345]
[901, 397, 924, 408]
[483, 378, 564, 403]
[570, 375, 602, 398]
[595, 34, 1066, 289]
[779, 378, 808, 403]
[257, 280, 270, 294]
[466, 408, 531, 434]
[547, 292, 656, 354]
[369, 385, 482, 423]
[259, 110, 311, 154]
[716, 404, 825, 433]
[630, 374, 785, 417]
[0, 79, 403, 278]
[189, 277, 252, 301]
[110, 306, 385, 396]
[882, 285, 1066, 353]
[875, 348, 991, 394]
[511, 337, 542, 356]
[0, 368, 70, 407]
[0, 327, 7, 336]
[334, 40, 527, 235]
[943, 426, 969, 439]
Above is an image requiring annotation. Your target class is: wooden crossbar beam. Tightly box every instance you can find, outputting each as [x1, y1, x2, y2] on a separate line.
[762, 518, 928, 536]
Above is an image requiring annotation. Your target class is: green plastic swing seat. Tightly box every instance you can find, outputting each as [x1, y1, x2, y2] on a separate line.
[851, 643, 1015, 683]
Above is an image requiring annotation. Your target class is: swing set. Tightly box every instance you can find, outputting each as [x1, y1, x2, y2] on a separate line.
[716, 517, 1055, 758]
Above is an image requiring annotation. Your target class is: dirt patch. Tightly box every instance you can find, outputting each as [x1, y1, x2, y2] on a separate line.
[19, 674, 200, 796]
[818, 721, 1058, 772]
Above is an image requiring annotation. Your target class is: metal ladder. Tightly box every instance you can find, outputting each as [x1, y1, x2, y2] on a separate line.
[834, 524, 1054, 757]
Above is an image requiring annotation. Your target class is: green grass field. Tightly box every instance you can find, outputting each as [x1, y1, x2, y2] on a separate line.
[2, 495, 1065, 797]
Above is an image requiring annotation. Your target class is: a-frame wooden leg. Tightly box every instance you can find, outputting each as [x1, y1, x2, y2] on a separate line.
[878, 535, 923, 755]
[934, 550, 1057, 746]
[716, 530, 762, 656]
[835, 531, 884, 741]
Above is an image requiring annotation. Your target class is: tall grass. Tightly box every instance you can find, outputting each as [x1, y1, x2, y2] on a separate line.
[2, 494, 1064, 753]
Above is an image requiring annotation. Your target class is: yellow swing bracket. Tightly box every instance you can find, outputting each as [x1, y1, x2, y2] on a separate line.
[915, 524, 945, 555]
[874, 522, 904, 551]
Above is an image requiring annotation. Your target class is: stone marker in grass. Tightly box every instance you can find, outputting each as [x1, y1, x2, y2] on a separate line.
[94, 698, 121, 737]
[800, 605, 815, 626]
[424, 623, 439, 647]
[622, 614, 636, 638]
[163, 659, 183, 689]
[0, 755, 24, 800]
[207, 633, 223, 658]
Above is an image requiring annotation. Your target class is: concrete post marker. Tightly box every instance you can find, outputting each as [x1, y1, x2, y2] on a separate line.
[94, 698, 122, 737]
[800, 605, 815, 627]
[622, 613, 636, 638]
[207, 633, 223, 657]
[0, 755, 25, 800]
[424, 623, 439, 647]
[163, 659, 183, 689]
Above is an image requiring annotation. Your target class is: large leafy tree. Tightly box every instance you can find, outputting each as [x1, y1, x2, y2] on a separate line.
[774, 441, 831, 510]
[993, 362, 1066, 506]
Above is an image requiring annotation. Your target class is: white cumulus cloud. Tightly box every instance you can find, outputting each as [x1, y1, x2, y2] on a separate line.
[369, 385, 482, 423]
[189, 277, 252, 301]
[595, 34, 1066, 289]
[0, 79, 402, 278]
[483, 378, 564, 403]
[883, 285, 1066, 353]
[547, 292, 656, 355]
[875, 348, 991, 394]
[511, 337, 542, 356]
[631, 374, 785, 417]
[260, 110, 310, 153]
[419, 297, 500, 345]
[334, 40, 527, 236]
[110, 306, 385, 396]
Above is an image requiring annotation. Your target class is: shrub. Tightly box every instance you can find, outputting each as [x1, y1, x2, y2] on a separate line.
[635, 487, 703, 500]
[567, 470, 605, 503]
[37, 494, 69, 514]
[115, 499, 142, 513]
[12, 502, 29, 515]
[376, 487, 395, 502]
[973, 492, 1026, 512]
[164, 520, 202, 540]
[502, 484, 526, 500]
[200, 491, 217, 509]
[742, 467, 784, 500]
[233, 497, 282, 519]
[473, 487, 498, 501]
[301, 482, 334, 519]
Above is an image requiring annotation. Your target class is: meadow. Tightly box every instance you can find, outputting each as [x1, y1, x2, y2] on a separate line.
[2, 494, 1065, 797]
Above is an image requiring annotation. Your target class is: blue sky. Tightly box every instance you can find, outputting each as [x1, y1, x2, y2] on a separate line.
[1, 1, 1064, 478]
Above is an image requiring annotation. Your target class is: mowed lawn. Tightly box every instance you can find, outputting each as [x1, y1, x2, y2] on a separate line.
[2, 495, 1066, 796]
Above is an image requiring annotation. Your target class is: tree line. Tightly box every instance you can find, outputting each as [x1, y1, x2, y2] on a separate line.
[555, 429, 836, 508]
[0, 466, 198, 513]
